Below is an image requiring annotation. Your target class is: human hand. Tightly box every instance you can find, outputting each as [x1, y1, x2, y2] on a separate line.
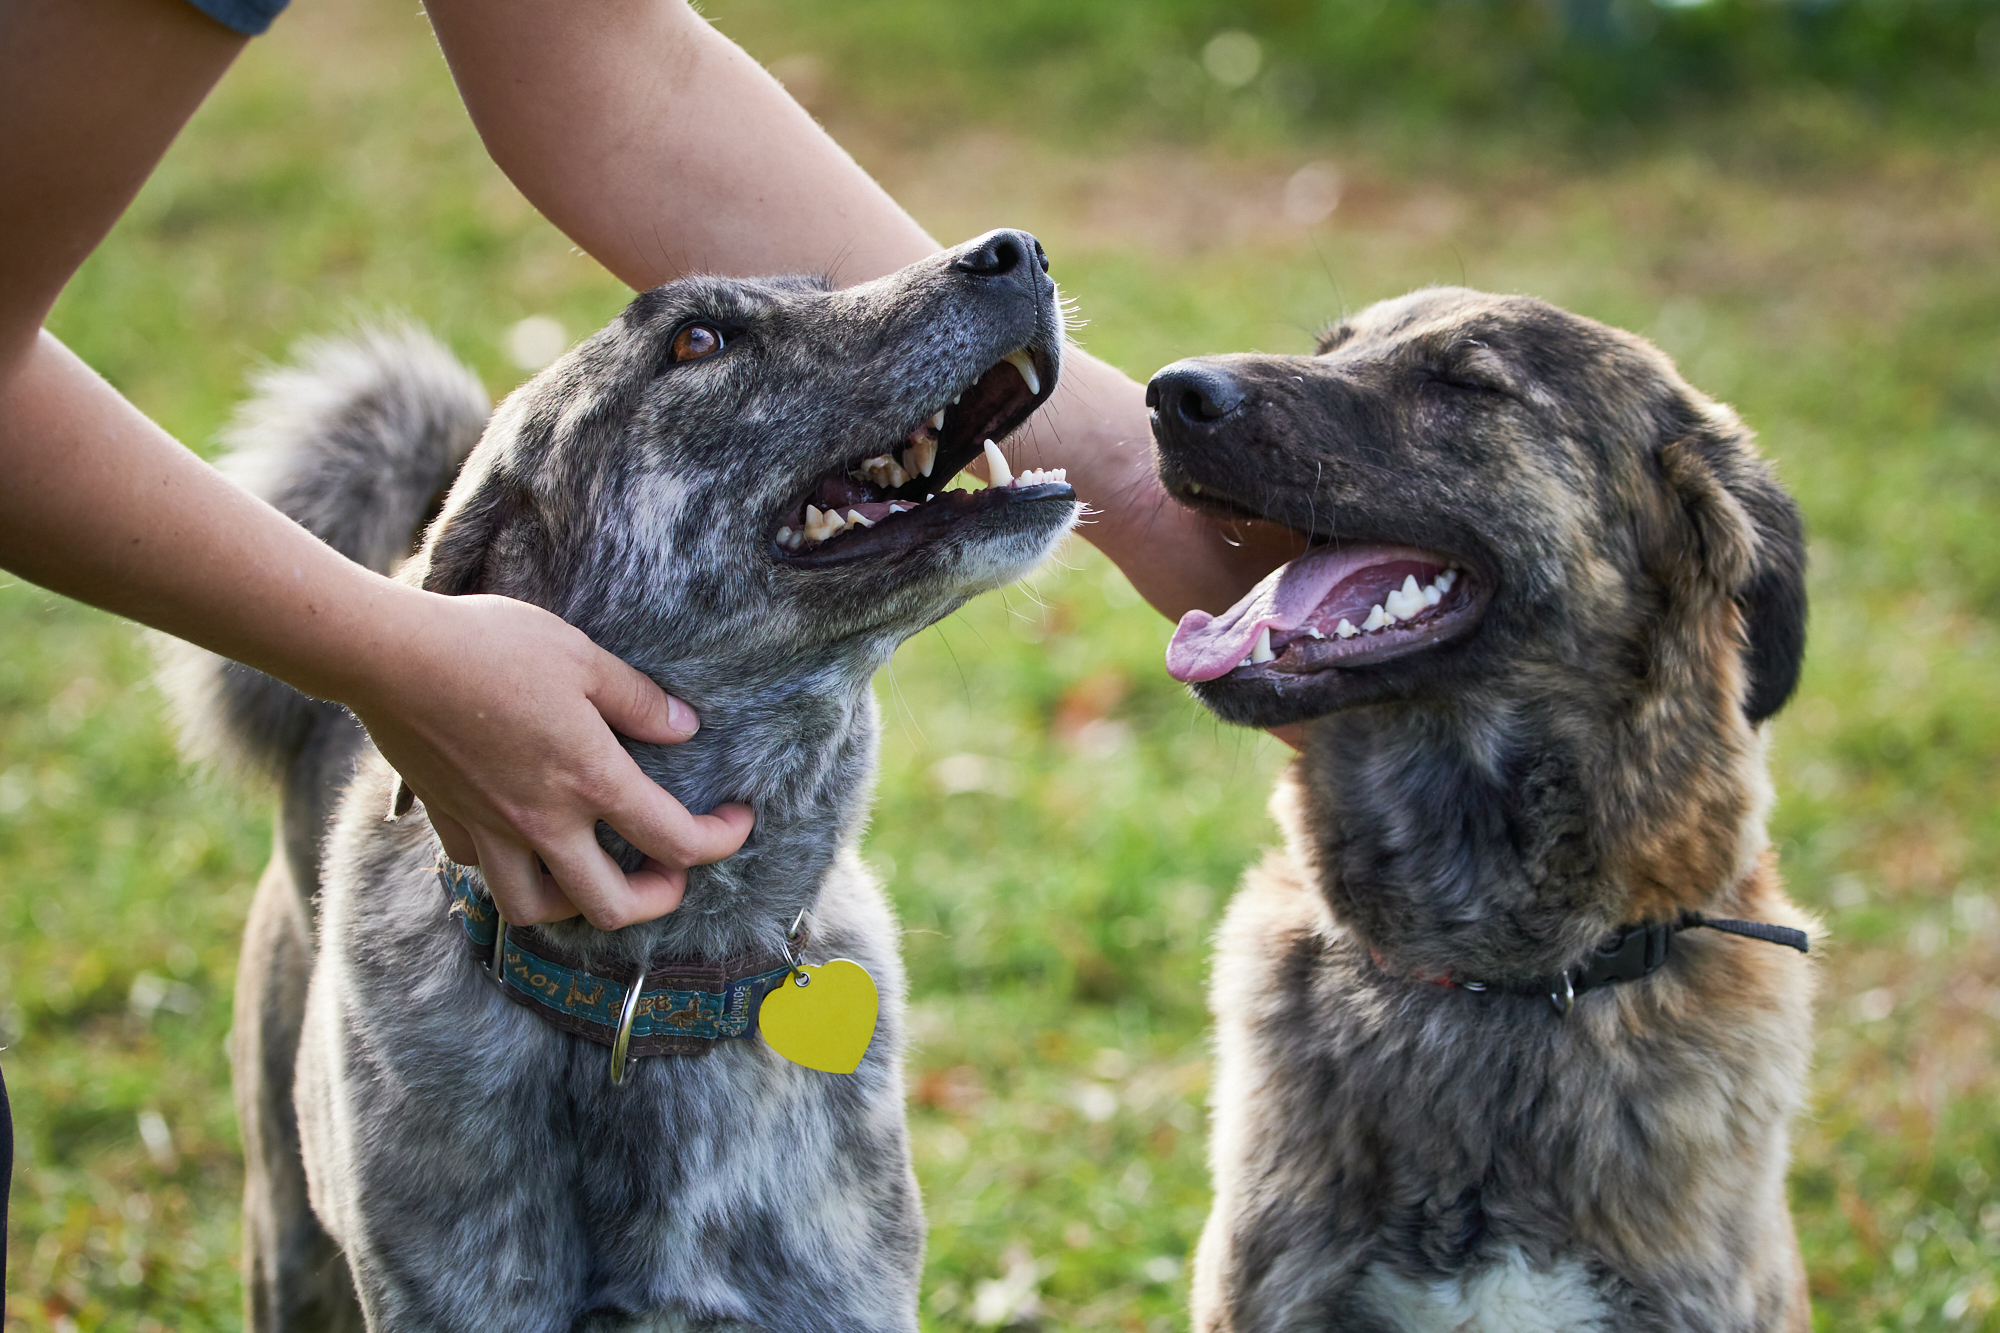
[342, 591, 754, 929]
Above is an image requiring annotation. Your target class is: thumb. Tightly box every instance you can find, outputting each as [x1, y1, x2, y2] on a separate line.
[590, 651, 700, 745]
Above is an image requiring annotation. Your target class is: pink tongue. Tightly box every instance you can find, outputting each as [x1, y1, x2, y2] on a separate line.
[1166, 545, 1414, 683]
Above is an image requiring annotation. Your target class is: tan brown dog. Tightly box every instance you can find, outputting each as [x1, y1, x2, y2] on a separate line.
[1148, 288, 1816, 1331]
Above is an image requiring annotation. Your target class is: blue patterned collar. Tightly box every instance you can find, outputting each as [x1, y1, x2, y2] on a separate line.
[438, 860, 795, 1061]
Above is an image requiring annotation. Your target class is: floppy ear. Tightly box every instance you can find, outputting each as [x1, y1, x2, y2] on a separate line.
[1656, 417, 1808, 725]
[418, 476, 522, 597]
[1728, 470, 1807, 723]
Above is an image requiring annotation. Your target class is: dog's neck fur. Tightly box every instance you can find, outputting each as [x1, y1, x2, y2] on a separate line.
[1294, 638, 1765, 985]
[528, 634, 896, 970]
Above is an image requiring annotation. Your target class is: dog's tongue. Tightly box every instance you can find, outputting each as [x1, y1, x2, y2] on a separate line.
[1166, 545, 1385, 683]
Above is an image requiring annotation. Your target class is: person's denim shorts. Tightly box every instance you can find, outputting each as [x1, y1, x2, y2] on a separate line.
[185, 0, 289, 37]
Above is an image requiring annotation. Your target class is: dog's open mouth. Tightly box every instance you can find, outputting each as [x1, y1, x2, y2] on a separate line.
[1166, 542, 1482, 684]
[772, 347, 1072, 563]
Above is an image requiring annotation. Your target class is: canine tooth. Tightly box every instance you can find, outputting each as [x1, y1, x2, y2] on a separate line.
[982, 439, 1012, 488]
[931, 410, 945, 431]
[907, 435, 937, 478]
[926, 493, 936, 502]
[952, 392, 962, 405]
[1424, 584, 1443, 606]
[1002, 349, 1041, 396]
[1362, 604, 1390, 632]
[1188, 482, 1203, 494]
[1250, 627, 1275, 663]
[1336, 619, 1358, 639]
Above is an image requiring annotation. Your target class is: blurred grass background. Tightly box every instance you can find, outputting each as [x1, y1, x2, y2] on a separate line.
[5, 0, 2000, 1327]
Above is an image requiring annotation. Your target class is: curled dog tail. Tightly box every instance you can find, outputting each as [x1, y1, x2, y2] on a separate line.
[157, 325, 489, 779]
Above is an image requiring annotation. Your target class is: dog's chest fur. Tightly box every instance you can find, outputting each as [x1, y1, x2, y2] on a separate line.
[1354, 1253, 1611, 1332]
[1196, 820, 1814, 1333]
[296, 760, 924, 1331]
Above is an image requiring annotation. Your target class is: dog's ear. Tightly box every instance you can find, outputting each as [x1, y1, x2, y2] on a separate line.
[418, 477, 522, 597]
[1655, 414, 1808, 724]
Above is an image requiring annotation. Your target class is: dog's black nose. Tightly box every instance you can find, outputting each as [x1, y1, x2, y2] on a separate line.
[954, 229, 1049, 278]
[1147, 361, 1246, 425]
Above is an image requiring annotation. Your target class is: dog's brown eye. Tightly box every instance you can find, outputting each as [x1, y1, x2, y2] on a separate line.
[670, 325, 724, 362]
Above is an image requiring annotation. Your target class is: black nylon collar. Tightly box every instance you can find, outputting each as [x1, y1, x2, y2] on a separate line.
[1468, 913, 1810, 1015]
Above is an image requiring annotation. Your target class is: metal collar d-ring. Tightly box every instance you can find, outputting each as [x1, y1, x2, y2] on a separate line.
[779, 909, 812, 989]
[489, 908, 509, 982]
[609, 959, 648, 1086]
[1549, 971, 1575, 1017]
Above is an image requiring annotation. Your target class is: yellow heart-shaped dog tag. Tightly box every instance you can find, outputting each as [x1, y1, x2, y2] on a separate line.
[759, 960, 879, 1074]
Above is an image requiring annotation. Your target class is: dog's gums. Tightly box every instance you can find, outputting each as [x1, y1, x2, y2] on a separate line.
[772, 346, 1070, 559]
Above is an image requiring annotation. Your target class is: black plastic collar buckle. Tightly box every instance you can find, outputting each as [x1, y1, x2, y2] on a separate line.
[1579, 920, 1673, 989]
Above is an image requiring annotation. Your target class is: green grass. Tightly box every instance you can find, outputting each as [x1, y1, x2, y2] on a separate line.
[7, 1, 2000, 1328]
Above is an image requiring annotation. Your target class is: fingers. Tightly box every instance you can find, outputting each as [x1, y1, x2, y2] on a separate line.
[529, 834, 694, 931]
[589, 651, 699, 745]
[425, 804, 480, 865]
[602, 779, 757, 873]
[474, 833, 578, 927]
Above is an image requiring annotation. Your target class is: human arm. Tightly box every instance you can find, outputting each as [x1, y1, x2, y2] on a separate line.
[0, 0, 753, 927]
[421, 0, 1299, 624]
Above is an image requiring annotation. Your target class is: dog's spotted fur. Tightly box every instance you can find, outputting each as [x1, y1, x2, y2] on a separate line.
[1149, 289, 1815, 1331]
[164, 234, 1075, 1331]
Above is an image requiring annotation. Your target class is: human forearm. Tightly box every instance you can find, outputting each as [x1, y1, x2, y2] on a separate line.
[0, 0, 755, 925]
[425, 0, 1281, 623]
[423, 0, 935, 292]
[0, 333, 411, 696]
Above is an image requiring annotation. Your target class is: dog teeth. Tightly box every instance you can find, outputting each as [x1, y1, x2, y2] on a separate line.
[802, 504, 846, 544]
[1250, 626, 1275, 663]
[1331, 569, 1461, 634]
[1002, 349, 1041, 396]
[930, 410, 945, 431]
[906, 435, 937, 479]
[859, 454, 909, 489]
[889, 502, 915, 513]
[1010, 466, 1069, 488]
[1384, 575, 1427, 621]
[982, 439, 1012, 488]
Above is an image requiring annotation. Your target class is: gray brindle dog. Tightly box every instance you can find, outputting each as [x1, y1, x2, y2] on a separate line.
[1148, 289, 1817, 1331]
[162, 230, 1076, 1332]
